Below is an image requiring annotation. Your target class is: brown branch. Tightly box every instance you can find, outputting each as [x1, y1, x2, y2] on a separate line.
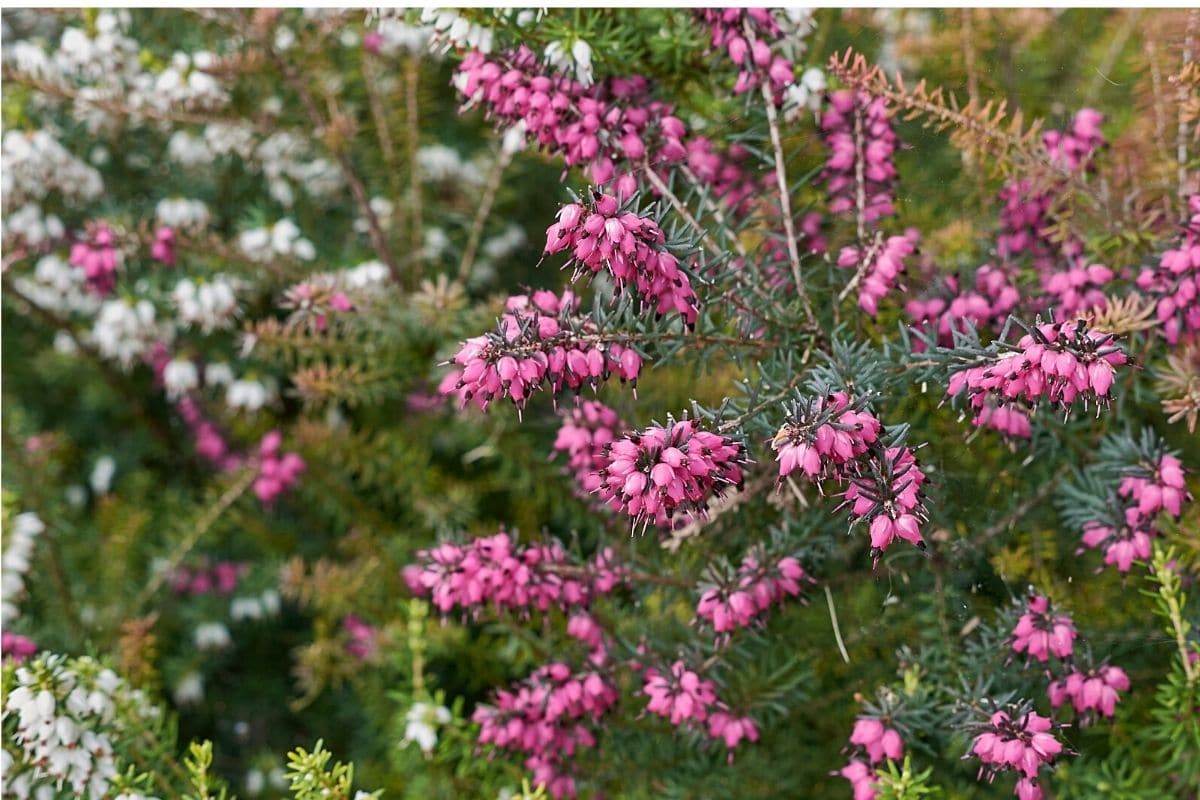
[405, 55, 424, 282]
[458, 146, 513, 285]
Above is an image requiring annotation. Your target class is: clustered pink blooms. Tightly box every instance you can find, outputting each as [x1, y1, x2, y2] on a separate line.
[1048, 664, 1130, 722]
[590, 417, 746, 531]
[643, 659, 719, 725]
[821, 90, 899, 224]
[170, 560, 248, 596]
[695, 552, 810, 635]
[697, 9, 795, 101]
[565, 612, 608, 665]
[253, 430, 305, 505]
[455, 46, 678, 190]
[970, 709, 1064, 800]
[1, 632, 38, 663]
[69, 222, 121, 295]
[1136, 195, 1200, 344]
[995, 110, 1105, 272]
[177, 395, 241, 472]
[772, 391, 882, 483]
[837, 232, 917, 316]
[403, 531, 622, 618]
[683, 137, 764, 217]
[1040, 261, 1112, 318]
[837, 717, 904, 800]
[946, 318, 1129, 419]
[151, 226, 176, 267]
[441, 290, 643, 412]
[474, 662, 619, 799]
[842, 446, 930, 561]
[544, 192, 699, 324]
[1011, 595, 1076, 663]
[1043, 108, 1105, 172]
[342, 615, 379, 660]
[551, 400, 624, 500]
[1080, 453, 1191, 573]
[973, 401, 1033, 440]
[906, 265, 1021, 350]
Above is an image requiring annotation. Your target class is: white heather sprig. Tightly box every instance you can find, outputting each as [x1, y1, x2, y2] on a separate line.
[3, 653, 162, 800]
[172, 276, 240, 333]
[91, 298, 167, 368]
[12, 254, 101, 316]
[155, 197, 211, 231]
[1, 513, 44, 625]
[237, 219, 317, 262]
[1, 130, 104, 211]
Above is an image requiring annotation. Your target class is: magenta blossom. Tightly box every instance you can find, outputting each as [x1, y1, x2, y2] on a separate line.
[696, 552, 810, 635]
[643, 660, 718, 725]
[772, 391, 882, 483]
[1, 632, 38, 663]
[69, 222, 121, 295]
[1049, 664, 1130, 722]
[1011, 595, 1076, 663]
[838, 232, 917, 317]
[821, 90, 899, 225]
[253, 431, 305, 505]
[970, 709, 1064, 784]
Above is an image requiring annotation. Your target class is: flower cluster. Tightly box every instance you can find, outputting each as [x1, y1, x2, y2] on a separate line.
[772, 391, 882, 483]
[842, 446, 930, 560]
[906, 265, 1021, 350]
[969, 709, 1064, 800]
[697, 9, 796, 101]
[68, 223, 122, 296]
[342, 615, 379, 661]
[441, 290, 643, 412]
[1080, 452, 1191, 573]
[1011, 595, 1076, 664]
[1041, 262, 1112, 318]
[1048, 664, 1130, 722]
[837, 232, 917, 316]
[590, 417, 746, 531]
[544, 192, 699, 324]
[643, 659, 717, 726]
[551, 400, 624, 499]
[474, 663, 618, 799]
[946, 318, 1129, 419]
[1043, 108, 1105, 173]
[150, 226, 176, 267]
[839, 717, 904, 800]
[279, 277, 355, 333]
[2, 512, 44, 625]
[1136, 195, 1200, 344]
[821, 90, 899, 224]
[176, 395, 239, 472]
[91, 298, 165, 368]
[404, 531, 622, 618]
[2, 632, 38, 664]
[402, 701, 452, 755]
[171, 276, 240, 333]
[3, 653, 160, 799]
[696, 551, 810, 635]
[168, 560, 248, 596]
[252, 431, 305, 505]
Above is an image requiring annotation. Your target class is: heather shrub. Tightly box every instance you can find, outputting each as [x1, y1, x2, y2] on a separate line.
[2, 8, 1199, 800]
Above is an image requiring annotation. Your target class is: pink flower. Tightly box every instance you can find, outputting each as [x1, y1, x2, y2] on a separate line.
[696, 551, 811, 635]
[838, 758, 882, 800]
[1048, 664, 1130, 722]
[343, 615, 378, 660]
[849, 717, 904, 764]
[151, 226, 176, 267]
[840, 445, 930, 561]
[591, 417, 745, 530]
[1011, 595, 1076, 663]
[773, 391, 882, 483]
[1, 632, 38, 663]
[970, 709, 1064, 783]
[253, 430, 305, 504]
[837, 232, 917, 317]
[821, 91, 899, 225]
[69, 222, 122, 295]
[442, 290, 643, 412]
[545, 192, 699, 324]
[643, 660, 718, 725]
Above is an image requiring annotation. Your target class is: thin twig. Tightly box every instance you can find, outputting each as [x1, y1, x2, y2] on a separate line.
[133, 468, 255, 611]
[458, 146, 513, 284]
[642, 162, 724, 262]
[405, 55, 424, 281]
[1177, 10, 1197, 199]
[824, 583, 851, 664]
[265, 46, 403, 284]
[760, 80, 817, 324]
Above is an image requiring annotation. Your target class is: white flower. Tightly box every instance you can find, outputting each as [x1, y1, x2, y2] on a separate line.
[89, 456, 116, 495]
[172, 671, 204, 706]
[163, 358, 199, 399]
[2, 512, 43, 624]
[155, 197, 210, 230]
[423, 228, 450, 261]
[205, 362, 234, 387]
[230, 597, 263, 622]
[2, 129, 103, 210]
[784, 67, 826, 121]
[226, 379, 271, 413]
[172, 276, 239, 332]
[244, 768, 265, 796]
[167, 131, 214, 168]
[572, 40, 594, 86]
[403, 702, 452, 754]
[91, 298, 165, 367]
[2, 203, 65, 247]
[193, 622, 232, 651]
